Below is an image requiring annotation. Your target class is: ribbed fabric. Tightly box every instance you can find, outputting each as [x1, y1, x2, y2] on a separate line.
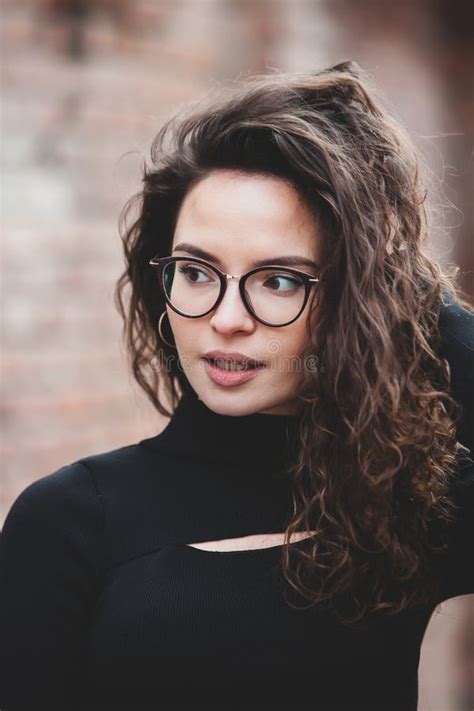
[0, 296, 473, 711]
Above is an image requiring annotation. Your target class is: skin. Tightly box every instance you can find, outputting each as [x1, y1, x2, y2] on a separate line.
[165, 169, 322, 549]
[167, 168, 323, 420]
[187, 530, 317, 552]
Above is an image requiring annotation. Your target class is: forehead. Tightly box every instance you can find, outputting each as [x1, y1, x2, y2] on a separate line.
[172, 170, 320, 263]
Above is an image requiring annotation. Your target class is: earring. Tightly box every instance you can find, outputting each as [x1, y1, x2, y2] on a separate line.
[158, 311, 176, 348]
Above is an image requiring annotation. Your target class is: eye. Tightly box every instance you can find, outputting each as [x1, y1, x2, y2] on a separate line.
[178, 264, 215, 284]
[263, 272, 303, 294]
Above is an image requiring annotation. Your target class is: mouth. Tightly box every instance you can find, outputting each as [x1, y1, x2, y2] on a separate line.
[203, 357, 266, 372]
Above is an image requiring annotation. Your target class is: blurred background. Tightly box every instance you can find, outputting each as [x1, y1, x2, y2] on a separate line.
[1, 1, 473, 709]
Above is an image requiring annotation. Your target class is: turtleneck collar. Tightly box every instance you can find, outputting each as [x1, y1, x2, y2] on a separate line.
[143, 393, 299, 477]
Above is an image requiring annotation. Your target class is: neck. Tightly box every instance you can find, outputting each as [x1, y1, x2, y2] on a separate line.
[145, 392, 300, 476]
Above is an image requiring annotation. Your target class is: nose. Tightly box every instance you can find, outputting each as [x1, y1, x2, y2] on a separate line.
[208, 279, 256, 334]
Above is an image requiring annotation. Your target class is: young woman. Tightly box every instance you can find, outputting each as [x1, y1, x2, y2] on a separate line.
[1, 61, 473, 710]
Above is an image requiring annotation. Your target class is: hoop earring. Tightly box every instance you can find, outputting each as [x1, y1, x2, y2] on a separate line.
[158, 311, 176, 348]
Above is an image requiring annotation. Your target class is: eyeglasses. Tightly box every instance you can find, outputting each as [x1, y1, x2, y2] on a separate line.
[149, 255, 320, 327]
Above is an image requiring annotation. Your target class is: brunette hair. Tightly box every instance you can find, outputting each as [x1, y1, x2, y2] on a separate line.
[115, 60, 473, 625]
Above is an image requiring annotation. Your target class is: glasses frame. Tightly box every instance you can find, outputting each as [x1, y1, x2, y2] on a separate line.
[149, 254, 320, 327]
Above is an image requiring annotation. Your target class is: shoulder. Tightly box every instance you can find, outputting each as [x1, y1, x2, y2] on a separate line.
[1, 438, 159, 526]
[0, 460, 106, 588]
[76, 439, 167, 505]
[2, 460, 100, 530]
[437, 289, 474, 352]
[436, 291, 474, 452]
[0, 438, 169, 580]
[435, 446, 474, 601]
[1, 438, 154, 537]
[0, 460, 107, 564]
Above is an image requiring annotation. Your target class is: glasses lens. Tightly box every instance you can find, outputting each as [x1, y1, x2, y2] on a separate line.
[245, 269, 307, 325]
[162, 260, 221, 316]
[162, 260, 308, 325]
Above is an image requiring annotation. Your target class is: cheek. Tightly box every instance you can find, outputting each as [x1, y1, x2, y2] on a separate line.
[167, 312, 193, 349]
[282, 320, 310, 353]
[267, 324, 309, 372]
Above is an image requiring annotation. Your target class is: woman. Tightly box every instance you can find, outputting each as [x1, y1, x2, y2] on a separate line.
[1, 61, 473, 710]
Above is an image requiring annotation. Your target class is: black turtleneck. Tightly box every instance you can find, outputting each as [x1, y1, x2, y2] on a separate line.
[1, 381, 473, 709]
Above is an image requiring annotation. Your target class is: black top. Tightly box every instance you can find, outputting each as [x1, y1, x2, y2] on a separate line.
[1, 295, 473, 711]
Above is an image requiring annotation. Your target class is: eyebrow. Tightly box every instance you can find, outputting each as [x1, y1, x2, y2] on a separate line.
[172, 242, 320, 272]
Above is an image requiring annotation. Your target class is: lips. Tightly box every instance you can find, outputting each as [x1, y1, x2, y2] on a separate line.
[203, 357, 265, 387]
[203, 350, 266, 368]
[205, 357, 265, 370]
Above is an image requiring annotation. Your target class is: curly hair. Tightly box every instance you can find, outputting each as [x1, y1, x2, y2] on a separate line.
[114, 60, 473, 625]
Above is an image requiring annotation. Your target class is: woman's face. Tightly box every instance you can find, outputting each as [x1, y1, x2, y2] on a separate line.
[167, 169, 322, 416]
